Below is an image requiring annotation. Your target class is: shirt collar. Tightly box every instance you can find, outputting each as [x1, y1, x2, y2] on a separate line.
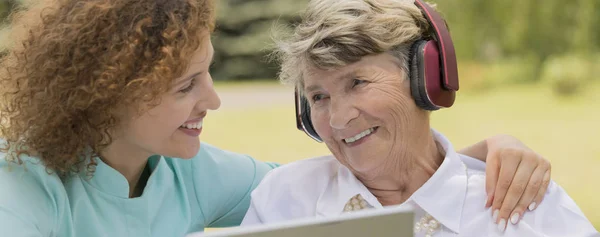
[410, 129, 468, 233]
[316, 163, 383, 217]
[315, 129, 468, 234]
[79, 155, 167, 198]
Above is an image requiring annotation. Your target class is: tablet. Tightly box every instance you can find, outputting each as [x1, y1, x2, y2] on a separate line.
[187, 206, 415, 237]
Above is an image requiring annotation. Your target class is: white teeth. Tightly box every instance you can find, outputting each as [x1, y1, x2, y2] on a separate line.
[344, 128, 375, 143]
[181, 121, 203, 129]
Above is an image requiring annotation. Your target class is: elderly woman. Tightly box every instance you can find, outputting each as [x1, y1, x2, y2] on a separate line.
[241, 0, 597, 236]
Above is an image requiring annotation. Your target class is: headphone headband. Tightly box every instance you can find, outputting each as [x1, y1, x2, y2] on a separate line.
[413, 0, 459, 91]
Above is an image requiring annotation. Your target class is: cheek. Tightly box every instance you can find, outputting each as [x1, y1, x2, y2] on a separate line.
[159, 97, 196, 122]
[372, 86, 419, 128]
[388, 97, 415, 125]
[310, 108, 333, 139]
[377, 87, 430, 146]
[127, 114, 169, 141]
[373, 85, 408, 108]
[132, 103, 188, 137]
[150, 108, 179, 129]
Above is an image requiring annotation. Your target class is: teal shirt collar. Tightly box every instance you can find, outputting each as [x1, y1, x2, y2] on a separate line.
[79, 155, 166, 198]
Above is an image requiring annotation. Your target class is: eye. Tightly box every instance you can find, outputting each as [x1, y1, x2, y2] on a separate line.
[311, 93, 327, 103]
[178, 77, 197, 93]
[352, 78, 367, 88]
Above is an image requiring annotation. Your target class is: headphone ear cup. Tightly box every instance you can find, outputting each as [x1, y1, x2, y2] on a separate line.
[409, 40, 440, 111]
[300, 96, 321, 141]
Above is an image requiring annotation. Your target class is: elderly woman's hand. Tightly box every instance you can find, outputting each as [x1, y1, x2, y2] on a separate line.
[483, 134, 551, 227]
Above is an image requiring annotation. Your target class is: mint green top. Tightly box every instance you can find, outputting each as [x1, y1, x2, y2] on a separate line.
[0, 142, 277, 236]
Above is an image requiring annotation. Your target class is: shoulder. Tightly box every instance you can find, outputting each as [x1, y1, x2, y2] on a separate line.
[512, 181, 597, 236]
[251, 155, 340, 202]
[261, 155, 339, 188]
[457, 154, 597, 236]
[0, 145, 66, 200]
[459, 154, 487, 171]
[459, 154, 487, 186]
[165, 142, 276, 181]
[246, 155, 340, 222]
[163, 142, 277, 223]
[0, 144, 67, 235]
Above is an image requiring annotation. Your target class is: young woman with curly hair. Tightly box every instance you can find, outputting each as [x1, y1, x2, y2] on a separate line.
[0, 0, 552, 236]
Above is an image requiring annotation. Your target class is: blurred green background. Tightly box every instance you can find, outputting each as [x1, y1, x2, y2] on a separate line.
[1, 0, 598, 230]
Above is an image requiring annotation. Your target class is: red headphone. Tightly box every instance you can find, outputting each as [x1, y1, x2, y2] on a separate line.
[294, 0, 459, 142]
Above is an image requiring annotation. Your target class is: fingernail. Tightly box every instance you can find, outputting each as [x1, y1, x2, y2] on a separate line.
[528, 202, 537, 211]
[492, 209, 499, 221]
[510, 213, 520, 224]
[498, 219, 506, 232]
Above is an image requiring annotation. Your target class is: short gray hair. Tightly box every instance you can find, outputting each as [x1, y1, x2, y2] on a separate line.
[273, 0, 432, 94]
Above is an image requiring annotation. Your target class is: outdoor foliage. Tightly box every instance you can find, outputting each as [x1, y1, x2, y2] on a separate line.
[0, 0, 598, 86]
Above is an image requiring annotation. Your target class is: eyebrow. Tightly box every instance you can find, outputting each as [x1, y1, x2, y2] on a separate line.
[304, 68, 365, 93]
[171, 72, 200, 89]
[184, 71, 203, 82]
[304, 84, 321, 94]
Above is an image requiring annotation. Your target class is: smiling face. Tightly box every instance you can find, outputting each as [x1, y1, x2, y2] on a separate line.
[110, 36, 220, 160]
[304, 53, 431, 175]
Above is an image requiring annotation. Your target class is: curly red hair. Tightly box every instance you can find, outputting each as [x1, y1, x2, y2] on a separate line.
[0, 0, 215, 176]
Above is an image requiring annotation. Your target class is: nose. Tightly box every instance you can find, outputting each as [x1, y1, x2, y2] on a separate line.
[329, 96, 359, 129]
[197, 73, 221, 111]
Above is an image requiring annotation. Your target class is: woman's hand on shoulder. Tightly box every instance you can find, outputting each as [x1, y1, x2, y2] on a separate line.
[484, 134, 551, 230]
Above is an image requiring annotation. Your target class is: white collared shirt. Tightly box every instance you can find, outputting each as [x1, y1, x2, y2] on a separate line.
[241, 130, 598, 236]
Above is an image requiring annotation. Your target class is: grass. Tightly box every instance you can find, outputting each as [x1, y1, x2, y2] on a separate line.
[204, 80, 600, 230]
